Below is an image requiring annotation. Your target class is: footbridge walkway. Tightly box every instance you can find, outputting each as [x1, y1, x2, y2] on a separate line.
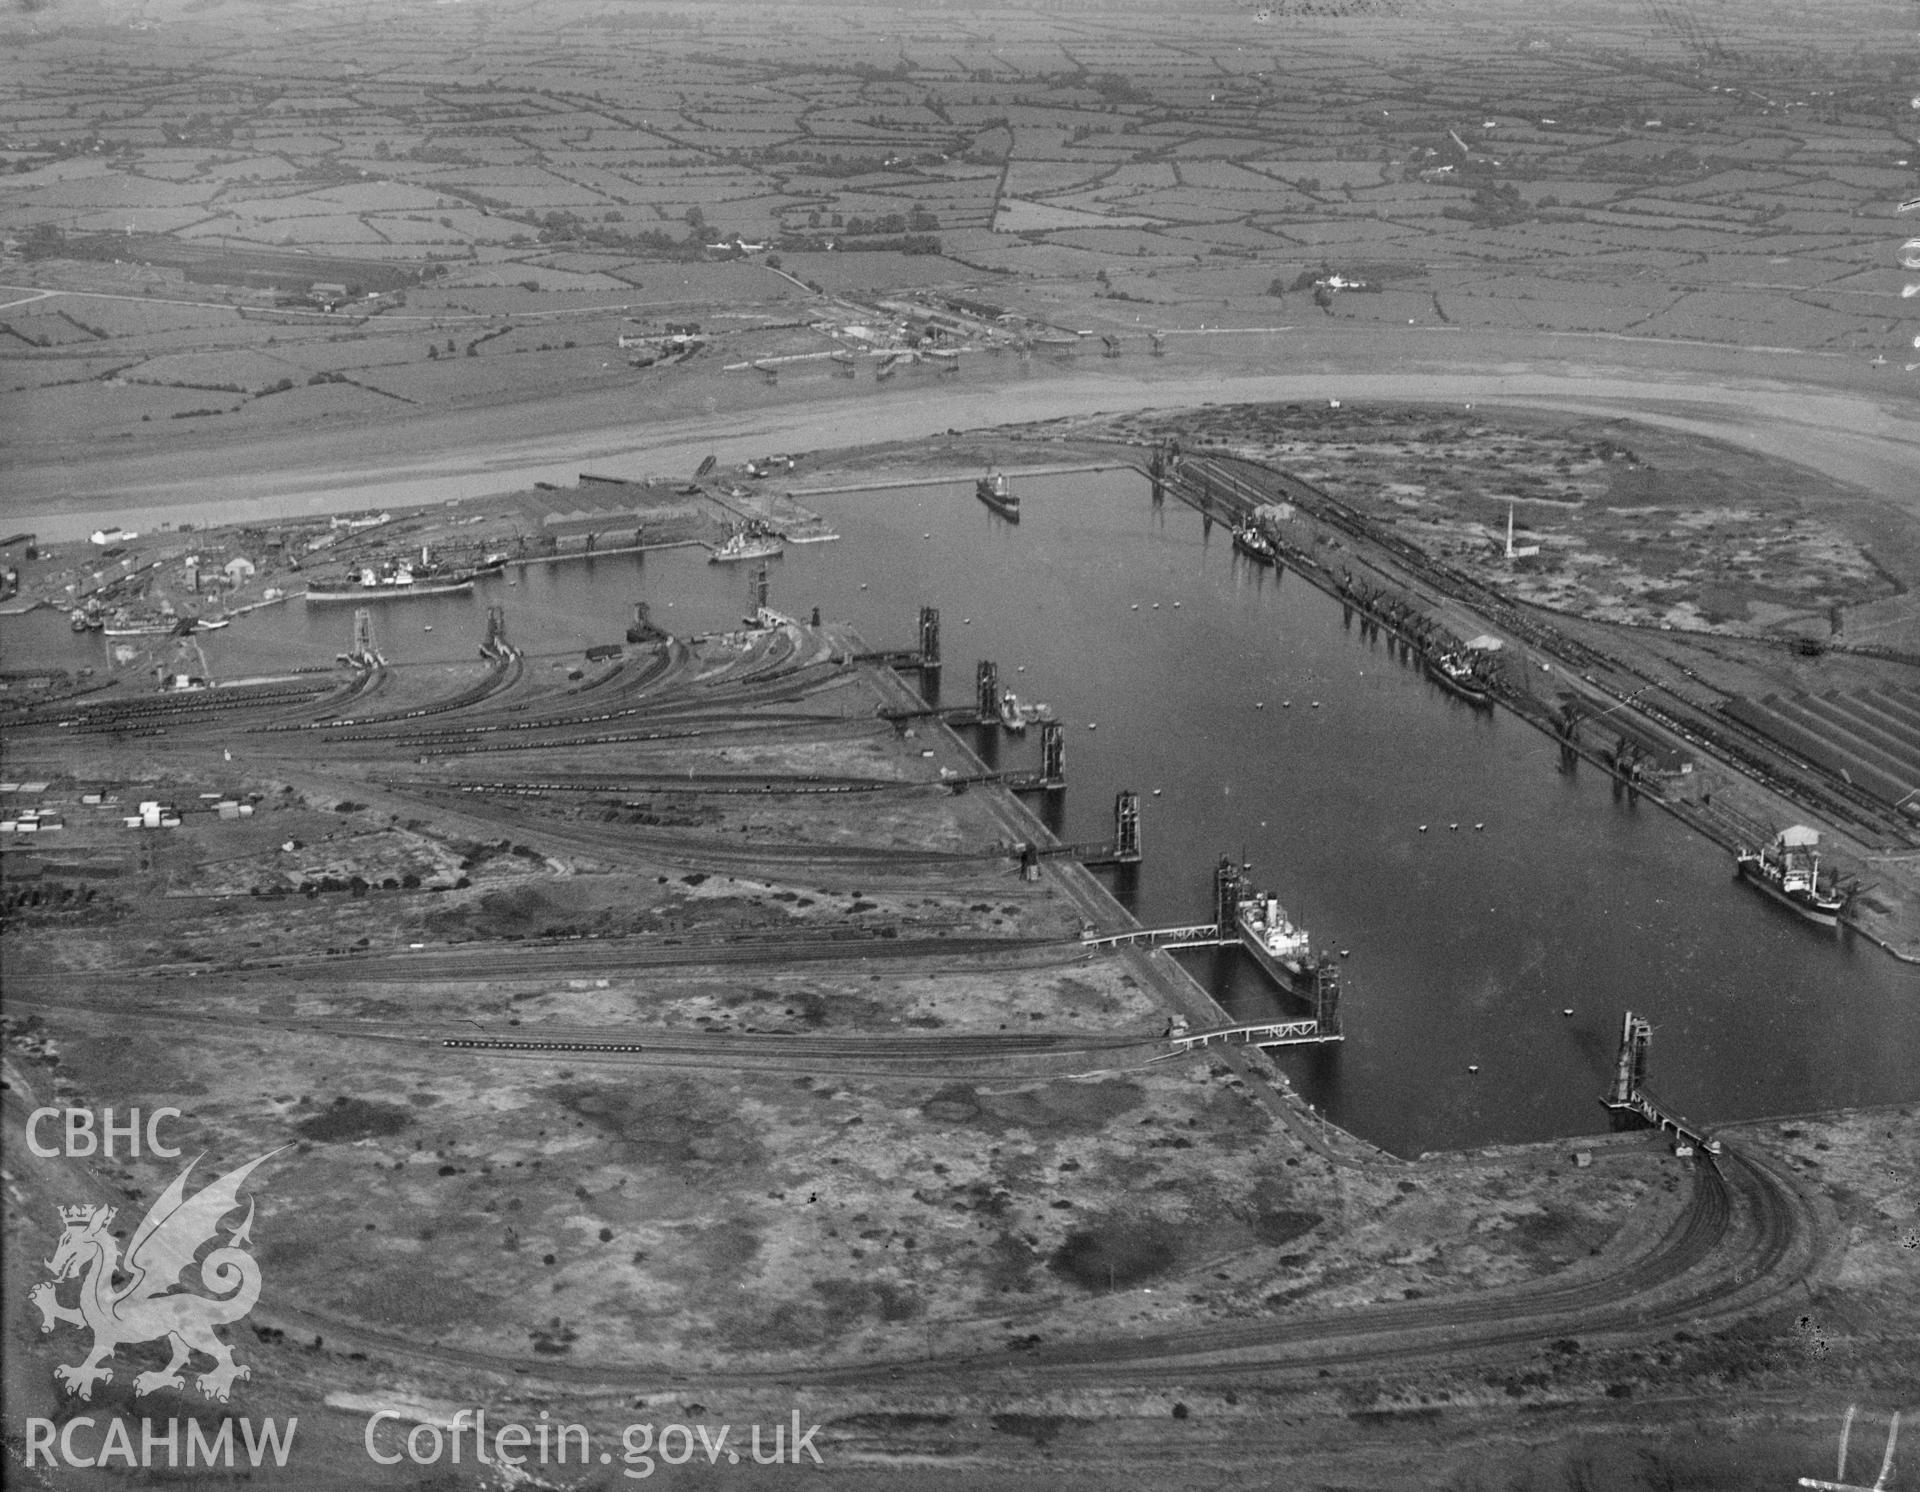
[1081, 922, 1233, 950]
[1160, 1019, 1335, 1052]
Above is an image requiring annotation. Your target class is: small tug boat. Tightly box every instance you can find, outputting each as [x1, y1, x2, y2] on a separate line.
[976, 470, 1019, 520]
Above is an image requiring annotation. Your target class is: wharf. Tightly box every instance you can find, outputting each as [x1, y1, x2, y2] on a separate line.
[860, 650, 1229, 1030]
[1147, 447, 1920, 962]
[786, 462, 1135, 501]
[1603, 1010, 1721, 1154]
[505, 538, 706, 570]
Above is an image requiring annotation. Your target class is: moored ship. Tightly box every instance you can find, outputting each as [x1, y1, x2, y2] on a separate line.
[306, 545, 483, 603]
[1235, 887, 1320, 995]
[976, 470, 1019, 520]
[1232, 525, 1277, 565]
[707, 522, 784, 564]
[1736, 826, 1848, 926]
[304, 562, 478, 603]
[1427, 649, 1493, 708]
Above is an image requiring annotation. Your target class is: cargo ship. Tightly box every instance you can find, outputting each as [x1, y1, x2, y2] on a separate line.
[306, 545, 504, 603]
[1736, 826, 1848, 926]
[1427, 650, 1493, 708]
[976, 471, 1019, 520]
[304, 560, 477, 603]
[1235, 887, 1320, 995]
[708, 522, 783, 564]
[1232, 525, 1277, 565]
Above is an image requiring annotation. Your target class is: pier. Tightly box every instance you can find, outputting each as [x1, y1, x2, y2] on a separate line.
[479, 604, 517, 662]
[1162, 1019, 1329, 1053]
[1081, 923, 1228, 950]
[854, 605, 942, 674]
[337, 606, 383, 669]
[1003, 724, 1066, 793]
[1030, 790, 1143, 866]
[1075, 853, 1345, 1043]
[1602, 1010, 1721, 1154]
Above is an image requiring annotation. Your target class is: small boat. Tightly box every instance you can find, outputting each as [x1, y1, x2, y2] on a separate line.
[976, 470, 1019, 520]
[1233, 525, 1277, 565]
[1427, 650, 1493, 708]
[1736, 826, 1848, 926]
[997, 690, 1054, 733]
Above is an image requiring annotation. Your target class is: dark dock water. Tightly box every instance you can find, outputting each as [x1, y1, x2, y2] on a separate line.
[8, 467, 1915, 1156]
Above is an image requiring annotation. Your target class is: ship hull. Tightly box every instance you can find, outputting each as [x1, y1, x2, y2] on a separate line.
[1239, 931, 1317, 998]
[708, 540, 783, 564]
[976, 477, 1019, 521]
[1736, 857, 1843, 926]
[304, 578, 476, 603]
[1234, 899, 1318, 999]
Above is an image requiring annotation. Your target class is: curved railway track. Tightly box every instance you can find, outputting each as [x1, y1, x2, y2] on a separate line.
[9, 975, 1815, 1394]
[217, 1135, 1815, 1398]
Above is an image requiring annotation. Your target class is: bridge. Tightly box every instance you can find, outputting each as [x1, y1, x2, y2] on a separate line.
[1081, 922, 1232, 950]
[1602, 1010, 1721, 1154]
[880, 705, 982, 726]
[1161, 1019, 1340, 1053]
[1024, 790, 1142, 867]
[854, 606, 943, 673]
[856, 606, 944, 675]
[857, 648, 932, 668]
[1080, 856, 1346, 1043]
[1609, 1087, 1721, 1156]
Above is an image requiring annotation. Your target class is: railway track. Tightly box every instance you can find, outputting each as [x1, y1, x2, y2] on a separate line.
[1, 928, 1084, 990]
[208, 1134, 1816, 1400]
[1180, 452, 1917, 845]
[10, 970, 1815, 1395]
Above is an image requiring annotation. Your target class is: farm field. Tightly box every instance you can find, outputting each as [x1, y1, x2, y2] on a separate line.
[2, 0, 1913, 452]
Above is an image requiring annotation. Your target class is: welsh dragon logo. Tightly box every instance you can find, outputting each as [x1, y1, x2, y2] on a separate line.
[31, 1149, 282, 1403]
